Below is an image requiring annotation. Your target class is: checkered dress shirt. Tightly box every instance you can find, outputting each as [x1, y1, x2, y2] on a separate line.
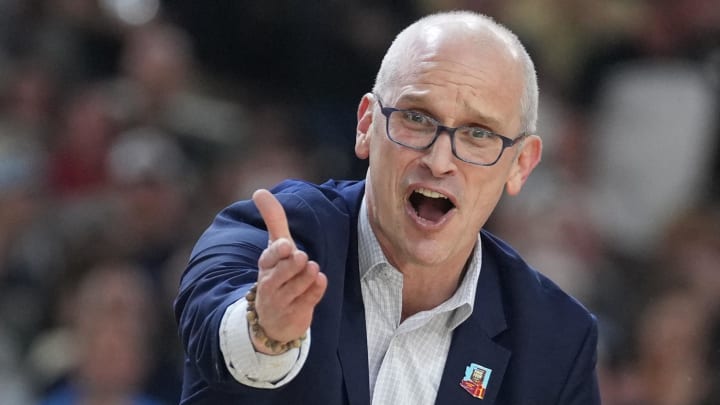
[357, 198, 482, 404]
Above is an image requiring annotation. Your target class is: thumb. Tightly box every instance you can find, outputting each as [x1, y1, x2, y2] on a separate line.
[252, 189, 295, 247]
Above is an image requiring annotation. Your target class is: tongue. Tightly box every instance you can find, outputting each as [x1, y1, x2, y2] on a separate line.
[416, 197, 448, 222]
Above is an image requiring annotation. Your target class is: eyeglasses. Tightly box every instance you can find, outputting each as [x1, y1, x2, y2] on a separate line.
[375, 96, 527, 166]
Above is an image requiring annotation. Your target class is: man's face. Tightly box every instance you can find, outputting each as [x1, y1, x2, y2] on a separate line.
[355, 25, 540, 272]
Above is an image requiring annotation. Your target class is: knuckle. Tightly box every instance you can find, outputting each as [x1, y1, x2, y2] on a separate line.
[275, 259, 298, 278]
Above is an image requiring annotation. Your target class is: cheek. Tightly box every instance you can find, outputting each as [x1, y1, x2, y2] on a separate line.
[368, 147, 411, 212]
[464, 196, 494, 228]
[369, 139, 403, 184]
[464, 173, 508, 224]
[370, 164, 399, 212]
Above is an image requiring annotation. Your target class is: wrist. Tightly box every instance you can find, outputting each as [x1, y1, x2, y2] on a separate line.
[246, 283, 306, 354]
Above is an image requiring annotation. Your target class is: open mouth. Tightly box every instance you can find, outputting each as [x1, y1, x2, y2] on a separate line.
[409, 187, 455, 222]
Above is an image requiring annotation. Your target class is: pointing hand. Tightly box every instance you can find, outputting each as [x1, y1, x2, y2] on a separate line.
[249, 189, 328, 354]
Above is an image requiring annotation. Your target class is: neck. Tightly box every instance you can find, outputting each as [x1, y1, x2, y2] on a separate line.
[399, 258, 470, 321]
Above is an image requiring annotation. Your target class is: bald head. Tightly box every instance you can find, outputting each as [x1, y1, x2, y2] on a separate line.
[373, 11, 538, 134]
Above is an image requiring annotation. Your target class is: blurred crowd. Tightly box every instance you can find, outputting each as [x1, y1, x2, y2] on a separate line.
[0, 1, 718, 404]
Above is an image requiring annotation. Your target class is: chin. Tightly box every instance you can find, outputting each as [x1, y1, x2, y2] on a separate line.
[404, 240, 453, 268]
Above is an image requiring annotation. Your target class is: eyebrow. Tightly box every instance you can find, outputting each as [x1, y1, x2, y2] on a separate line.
[397, 93, 504, 130]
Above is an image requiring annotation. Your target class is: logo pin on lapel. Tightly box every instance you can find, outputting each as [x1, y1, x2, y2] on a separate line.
[460, 363, 492, 399]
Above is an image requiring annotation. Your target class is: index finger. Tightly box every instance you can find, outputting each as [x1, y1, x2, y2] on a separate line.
[252, 189, 295, 247]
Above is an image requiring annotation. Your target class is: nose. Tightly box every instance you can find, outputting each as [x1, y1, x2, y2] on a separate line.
[420, 130, 457, 177]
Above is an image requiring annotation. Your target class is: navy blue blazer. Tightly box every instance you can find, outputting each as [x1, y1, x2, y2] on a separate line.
[175, 179, 600, 404]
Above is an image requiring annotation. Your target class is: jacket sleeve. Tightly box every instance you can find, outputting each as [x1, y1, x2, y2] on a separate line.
[556, 314, 601, 404]
[174, 180, 353, 397]
[174, 247, 259, 390]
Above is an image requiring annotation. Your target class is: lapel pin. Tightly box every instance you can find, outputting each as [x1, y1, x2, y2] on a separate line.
[460, 363, 492, 399]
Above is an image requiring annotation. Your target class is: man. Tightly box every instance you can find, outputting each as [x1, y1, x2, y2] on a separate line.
[175, 10, 600, 404]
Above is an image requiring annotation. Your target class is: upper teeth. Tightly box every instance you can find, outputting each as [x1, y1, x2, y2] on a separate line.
[415, 188, 448, 199]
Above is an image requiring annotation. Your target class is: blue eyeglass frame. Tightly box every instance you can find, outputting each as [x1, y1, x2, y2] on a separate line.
[374, 95, 527, 166]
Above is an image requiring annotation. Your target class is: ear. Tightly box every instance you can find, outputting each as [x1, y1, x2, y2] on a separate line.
[505, 135, 542, 196]
[355, 93, 375, 160]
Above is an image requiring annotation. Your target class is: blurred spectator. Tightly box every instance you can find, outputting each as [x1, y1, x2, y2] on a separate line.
[654, 205, 720, 312]
[112, 21, 248, 172]
[231, 102, 322, 199]
[571, 0, 720, 256]
[652, 206, 720, 403]
[104, 127, 191, 402]
[0, 61, 58, 143]
[595, 204, 720, 405]
[46, 85, 117, 198]
[34, 261, 164, 405]
[106, 126, 192, 273]
[632, 290, 713, 405]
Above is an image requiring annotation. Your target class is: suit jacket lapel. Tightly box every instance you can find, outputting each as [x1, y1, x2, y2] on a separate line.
[337, 181, 371, 405]
[436, 234, 510, 404]
[436, 322, 510, 404]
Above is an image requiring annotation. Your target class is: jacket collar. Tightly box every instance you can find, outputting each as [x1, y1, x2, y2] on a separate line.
[435, 231, 510, 404]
